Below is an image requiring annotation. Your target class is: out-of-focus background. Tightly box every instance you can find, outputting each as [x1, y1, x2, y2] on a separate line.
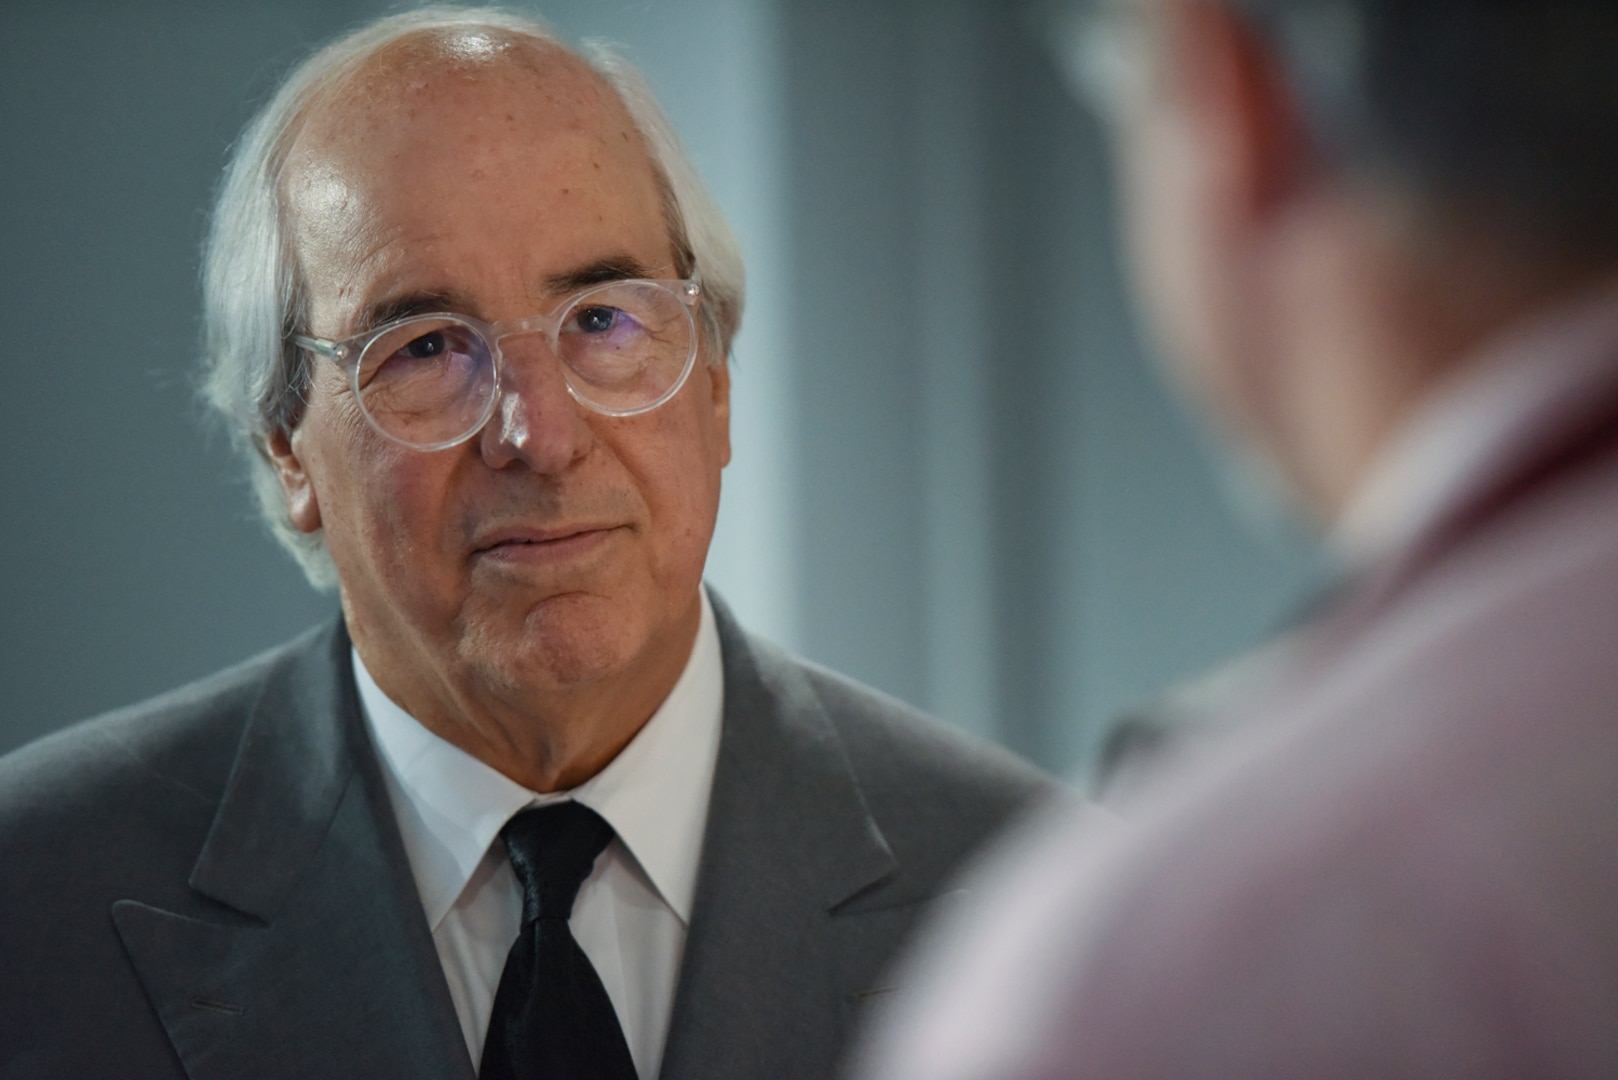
[0, 0, 1322, 777]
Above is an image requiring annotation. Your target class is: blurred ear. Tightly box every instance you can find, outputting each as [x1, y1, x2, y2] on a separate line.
[706, 359, 732, 469]
[267, 426, 323, 533]
[1165, 0, 1313, 224]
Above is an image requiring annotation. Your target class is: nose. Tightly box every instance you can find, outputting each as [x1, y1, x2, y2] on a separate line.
[477, 332, 594, 475]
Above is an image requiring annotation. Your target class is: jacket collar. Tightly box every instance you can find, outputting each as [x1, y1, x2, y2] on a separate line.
[113, 619, 475, 1080]
[186, 620, 365, 918]
[659, 594, 899, 1079]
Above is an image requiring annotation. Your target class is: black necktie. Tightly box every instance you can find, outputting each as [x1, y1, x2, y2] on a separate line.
[478, 802, 639, 1080]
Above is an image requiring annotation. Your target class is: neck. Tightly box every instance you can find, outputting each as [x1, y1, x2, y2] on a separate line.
[1257, 186, 1598, 524]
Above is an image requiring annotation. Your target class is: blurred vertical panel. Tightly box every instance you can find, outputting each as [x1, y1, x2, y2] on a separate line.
[913, 1, 999, 740]
[778, 0, 932, 710]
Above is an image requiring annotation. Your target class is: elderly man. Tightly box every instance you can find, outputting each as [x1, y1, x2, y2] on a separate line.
[856, 2, 1618, 1078]
[0, 9, 1052, 1080]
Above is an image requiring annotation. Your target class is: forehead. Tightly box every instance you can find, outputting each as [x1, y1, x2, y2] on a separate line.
[305, 30, 623, 144]
[282, 31, 670, 323]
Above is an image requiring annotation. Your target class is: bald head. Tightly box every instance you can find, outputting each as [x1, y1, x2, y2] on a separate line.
[297, 26, 614, 145]
[281, 30, 671, 343]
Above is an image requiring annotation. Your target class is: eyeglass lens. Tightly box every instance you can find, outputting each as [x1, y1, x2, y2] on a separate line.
[354, 280, 696, 448]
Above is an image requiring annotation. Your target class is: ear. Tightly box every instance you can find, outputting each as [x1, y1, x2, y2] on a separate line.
[707, 358, 732, 469]
[267, 425, 323, 533]
[1169, 0, 1313, 223]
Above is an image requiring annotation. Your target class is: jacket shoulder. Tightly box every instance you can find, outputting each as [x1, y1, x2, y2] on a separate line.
[0, 626, 328, 840]
[805, 656, 1054, 804]
[760, 641, 1065, 890]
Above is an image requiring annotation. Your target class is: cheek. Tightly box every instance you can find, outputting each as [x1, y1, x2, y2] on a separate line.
[306, 409, 460, 580]
[624, 403, 725, 569]
[365, 467, 449, 558]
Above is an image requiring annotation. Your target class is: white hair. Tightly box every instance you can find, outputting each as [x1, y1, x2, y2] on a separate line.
[200, 5, 746, 588]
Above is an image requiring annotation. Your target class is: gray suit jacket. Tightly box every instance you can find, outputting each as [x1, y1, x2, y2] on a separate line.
[0, 596, 1052, 1079]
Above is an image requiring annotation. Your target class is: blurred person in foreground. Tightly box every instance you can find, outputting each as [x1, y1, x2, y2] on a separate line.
[854, 1, 1618, 1077]
[0, 8, 1054, 1079]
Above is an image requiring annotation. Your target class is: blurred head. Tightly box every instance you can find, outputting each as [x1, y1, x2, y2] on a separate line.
[1071, 0, 1618, 517]
[200, 8, 742, 774]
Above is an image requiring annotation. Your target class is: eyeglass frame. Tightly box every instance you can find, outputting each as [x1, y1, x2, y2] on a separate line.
[289, 276, 705, 452]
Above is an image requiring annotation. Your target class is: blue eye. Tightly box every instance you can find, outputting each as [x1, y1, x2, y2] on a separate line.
[576, 306, 622, 334]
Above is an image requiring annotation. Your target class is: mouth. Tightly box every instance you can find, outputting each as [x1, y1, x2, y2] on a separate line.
[472, 524, 625, 564]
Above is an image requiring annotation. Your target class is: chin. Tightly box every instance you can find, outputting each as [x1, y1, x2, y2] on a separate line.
[470, 591, 644, 692]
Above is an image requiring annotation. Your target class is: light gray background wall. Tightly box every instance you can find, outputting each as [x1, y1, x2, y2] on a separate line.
[0, 0, 1322, 777]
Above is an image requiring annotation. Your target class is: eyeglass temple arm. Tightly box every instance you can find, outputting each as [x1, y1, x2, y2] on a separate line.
[289, 334, 339, 357]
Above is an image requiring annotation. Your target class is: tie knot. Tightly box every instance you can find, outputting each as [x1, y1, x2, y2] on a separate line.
[500, 802, 616, 924]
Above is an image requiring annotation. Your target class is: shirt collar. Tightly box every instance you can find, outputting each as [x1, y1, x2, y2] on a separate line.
[1332, 281, 1618, 568]
[356, 589, 725, 930]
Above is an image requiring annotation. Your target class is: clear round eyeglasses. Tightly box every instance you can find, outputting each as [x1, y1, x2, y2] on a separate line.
[291, 277, 704, 451]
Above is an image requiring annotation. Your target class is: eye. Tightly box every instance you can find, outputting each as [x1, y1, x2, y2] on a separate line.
[399, 330, 449, 358]
[358, 320, 483, 388]
[574, 305, 626, 334]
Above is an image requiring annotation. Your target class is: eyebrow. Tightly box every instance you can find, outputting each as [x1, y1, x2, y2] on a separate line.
[355, 290, 464, 334]
[542, 255, 658, 295]
[350, 255, 660, 335]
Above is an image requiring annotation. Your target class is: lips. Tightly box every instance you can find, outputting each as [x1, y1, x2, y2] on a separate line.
[471, 522, 624, 563]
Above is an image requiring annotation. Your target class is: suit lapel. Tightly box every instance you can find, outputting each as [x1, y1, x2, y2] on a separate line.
[112, 621, 474, 1080]
[658, 599, 903, 1080]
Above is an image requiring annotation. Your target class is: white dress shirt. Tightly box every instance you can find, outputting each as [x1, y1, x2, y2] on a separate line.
[354, 590, 725, 1079]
